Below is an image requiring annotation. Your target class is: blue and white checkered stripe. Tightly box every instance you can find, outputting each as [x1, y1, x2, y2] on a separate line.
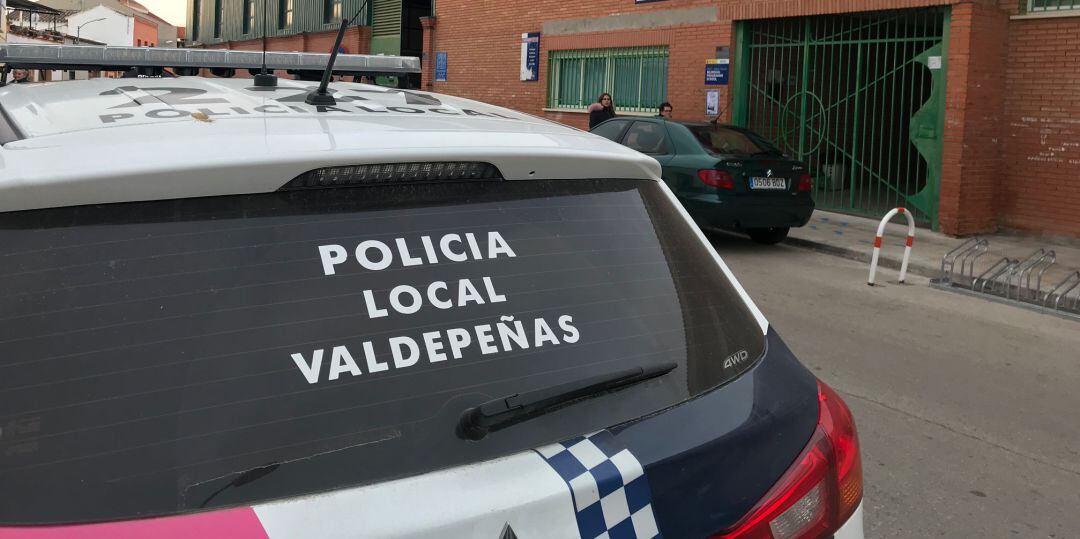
[534, 431, 661, 539]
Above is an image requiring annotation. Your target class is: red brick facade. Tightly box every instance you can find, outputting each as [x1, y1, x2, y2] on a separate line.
[134, 16, 159, 47]
[1000, 15, 1080, 237]
[938, 2, 1010, 235]
[421, 0, 1080, 238]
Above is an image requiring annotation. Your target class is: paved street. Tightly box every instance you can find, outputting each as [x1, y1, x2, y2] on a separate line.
[713, 232, 1080, 539]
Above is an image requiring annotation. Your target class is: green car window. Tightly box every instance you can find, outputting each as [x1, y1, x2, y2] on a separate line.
[624, 122, 670, 155]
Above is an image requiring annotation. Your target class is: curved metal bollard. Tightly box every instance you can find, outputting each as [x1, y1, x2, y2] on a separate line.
[868, 207, 915, 286]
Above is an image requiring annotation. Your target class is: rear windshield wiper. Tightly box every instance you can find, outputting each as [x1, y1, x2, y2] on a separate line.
[457, 361, 678, 440]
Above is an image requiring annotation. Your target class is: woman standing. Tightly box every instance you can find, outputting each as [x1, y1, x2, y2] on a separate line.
[588, 92, 616, 129]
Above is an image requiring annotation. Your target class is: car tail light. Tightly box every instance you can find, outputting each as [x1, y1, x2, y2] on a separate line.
[698, 170, 734, 190]
[711, 381, 862, 539]
[797, 173, 813, 192]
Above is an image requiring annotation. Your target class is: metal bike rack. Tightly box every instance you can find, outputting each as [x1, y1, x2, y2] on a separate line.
[936, 239, 1079, 318]
[1009, 249, 1056, 302]
[1044, 271, 1080, 313]
[974, 257, 1019, 295]
[939, 238, 989, 287]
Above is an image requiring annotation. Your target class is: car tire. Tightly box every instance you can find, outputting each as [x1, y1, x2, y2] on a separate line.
[747, 227, 789, 245]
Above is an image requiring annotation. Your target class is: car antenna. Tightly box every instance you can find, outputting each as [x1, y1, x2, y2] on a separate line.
[305, 0, 369, 105]
[253, 0, 276, 87]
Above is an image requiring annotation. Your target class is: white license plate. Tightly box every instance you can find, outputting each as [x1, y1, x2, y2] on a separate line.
[750, 177, 788, 190]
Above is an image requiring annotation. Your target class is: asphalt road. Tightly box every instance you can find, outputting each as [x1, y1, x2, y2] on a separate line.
[711, 232, 1080, 539]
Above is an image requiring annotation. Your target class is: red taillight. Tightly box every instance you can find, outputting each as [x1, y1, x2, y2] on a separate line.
[698, 169, 735, 190]
[797, 173, 813, 192]
[711, 381, 862, 539]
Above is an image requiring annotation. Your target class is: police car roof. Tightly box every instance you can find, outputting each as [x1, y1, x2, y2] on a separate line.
[0, 77, 660, 213]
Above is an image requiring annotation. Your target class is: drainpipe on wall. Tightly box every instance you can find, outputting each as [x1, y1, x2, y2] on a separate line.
[419, 16, 436, 91]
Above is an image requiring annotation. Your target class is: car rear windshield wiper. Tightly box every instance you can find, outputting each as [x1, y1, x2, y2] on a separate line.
[457, 361, 678, 440]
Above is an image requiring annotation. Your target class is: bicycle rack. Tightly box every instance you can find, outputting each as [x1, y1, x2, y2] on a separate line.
[1010, 249, 1056, 302]
[974, 257, 1018, 295]
[936, 239, 1078, 318]
[939, 238, 989, 287]
[1044, 271, 1080, 313]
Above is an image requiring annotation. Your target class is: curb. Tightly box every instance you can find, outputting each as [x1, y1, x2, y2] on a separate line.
[782, 235, 941, 279]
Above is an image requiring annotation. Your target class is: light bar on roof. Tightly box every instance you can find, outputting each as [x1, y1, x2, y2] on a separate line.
[0, 43, 420, 74]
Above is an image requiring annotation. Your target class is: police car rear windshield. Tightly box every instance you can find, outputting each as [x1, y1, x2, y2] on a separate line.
[0, 178, 764, 524]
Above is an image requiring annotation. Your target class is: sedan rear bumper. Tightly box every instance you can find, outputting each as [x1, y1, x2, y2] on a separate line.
[681, 194, 814, 230]
[835, 502, 866, 539]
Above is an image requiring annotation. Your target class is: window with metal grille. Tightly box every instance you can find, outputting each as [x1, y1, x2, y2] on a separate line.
[213, 0, 222, 37]
[243, 0, 254, 33]
[325, 0, 342, 23]
[1028, 0, 1080, 11]
[279, 0, 292, 28]
[546, 47, 669, 113]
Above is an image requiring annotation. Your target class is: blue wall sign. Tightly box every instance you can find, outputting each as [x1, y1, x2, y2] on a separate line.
[521, 32, 541, 81]
[435, 52, 448, 82]
[706, 59, 729, 86]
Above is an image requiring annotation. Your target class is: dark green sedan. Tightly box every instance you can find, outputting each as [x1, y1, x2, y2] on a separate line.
[591, 118, 814, 244]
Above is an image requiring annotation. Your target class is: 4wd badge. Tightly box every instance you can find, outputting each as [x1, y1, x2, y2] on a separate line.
[723, 349, 750, 370]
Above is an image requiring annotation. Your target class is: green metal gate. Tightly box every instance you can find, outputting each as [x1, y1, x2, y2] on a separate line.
[733, 8, 949, 228]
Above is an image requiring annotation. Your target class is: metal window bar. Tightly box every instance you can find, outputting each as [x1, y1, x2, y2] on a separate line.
[547, 46, 669, 112]
[1029, 0, 1080, 11]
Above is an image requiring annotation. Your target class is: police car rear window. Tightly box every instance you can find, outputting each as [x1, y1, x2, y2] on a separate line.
[0, 179, 764, 524]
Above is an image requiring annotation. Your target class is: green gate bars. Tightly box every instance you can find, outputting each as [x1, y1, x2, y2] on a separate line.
[733, 8, 949, 228]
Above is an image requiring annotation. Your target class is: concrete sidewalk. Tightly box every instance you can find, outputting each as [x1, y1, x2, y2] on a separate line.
[784, 210, 1080, 288]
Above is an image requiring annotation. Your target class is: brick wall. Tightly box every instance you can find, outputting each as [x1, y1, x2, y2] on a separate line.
[134, 17, 159, 47]
[1000, 15, 1080, 237]
[939, 2, 1010, 235]
[426, 0, 1000, 128]
[428, 0, 723, 131]
[218, 25, 370, 53]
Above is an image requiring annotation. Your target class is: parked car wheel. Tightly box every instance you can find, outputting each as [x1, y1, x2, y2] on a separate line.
[748, 226, 789, 245]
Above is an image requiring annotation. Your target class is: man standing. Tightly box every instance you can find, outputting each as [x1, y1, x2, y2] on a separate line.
[658, 102, 673, 119]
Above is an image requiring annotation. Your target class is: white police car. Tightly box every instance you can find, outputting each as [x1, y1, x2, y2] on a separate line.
[0, 44, 863, 538]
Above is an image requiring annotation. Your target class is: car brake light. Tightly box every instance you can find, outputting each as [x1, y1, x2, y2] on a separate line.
[797, 173, 813, 192]
[698, 170, 734, 189]
[282, 162, 504, 190]
[711, 381, 862, 539]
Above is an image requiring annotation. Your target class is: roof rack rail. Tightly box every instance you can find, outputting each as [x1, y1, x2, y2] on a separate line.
[0, 43, 420, 79]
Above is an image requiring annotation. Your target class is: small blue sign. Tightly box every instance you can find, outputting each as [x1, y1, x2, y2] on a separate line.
[522, 32, 540, 82]
[706, 59, 729, 86]
[435, 52, 448, 82]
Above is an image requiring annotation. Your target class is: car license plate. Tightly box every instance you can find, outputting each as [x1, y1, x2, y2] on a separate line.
[750, 177, 787, 190]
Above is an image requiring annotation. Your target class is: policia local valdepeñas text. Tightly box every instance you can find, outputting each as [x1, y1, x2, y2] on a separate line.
[291, 231, 581, 385]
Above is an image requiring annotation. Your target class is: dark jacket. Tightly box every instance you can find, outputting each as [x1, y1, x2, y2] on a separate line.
[588, 105, 616, 129]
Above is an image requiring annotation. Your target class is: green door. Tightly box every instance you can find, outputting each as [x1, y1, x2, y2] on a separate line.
[733, 8, 948, 228]
[370, 0, 403, 56]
